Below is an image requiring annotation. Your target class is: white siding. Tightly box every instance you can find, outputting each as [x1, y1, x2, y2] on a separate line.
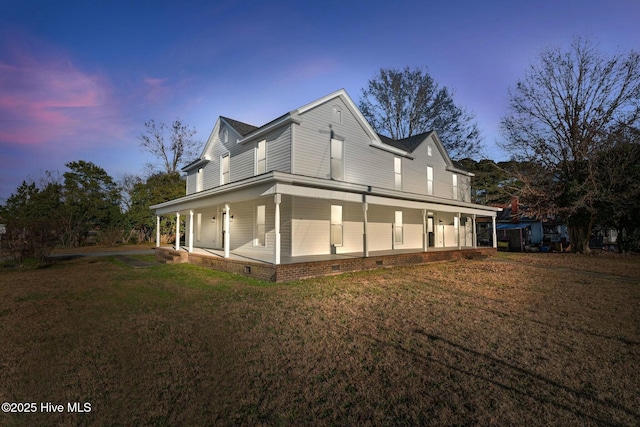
[290, 197, 365, 256]
[267, 126, 291, 173]
[291, 197, 330, 256]
[187, 96, 472, 204]
[292, 98, 470, 202]
[192, 206, 219, 248]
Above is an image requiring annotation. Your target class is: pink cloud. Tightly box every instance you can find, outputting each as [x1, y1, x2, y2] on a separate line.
[142, 75, 172, 104]
[0, 37, 122, 146]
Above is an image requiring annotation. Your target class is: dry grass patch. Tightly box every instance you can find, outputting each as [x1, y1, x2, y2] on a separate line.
[1, 253, 638, 426]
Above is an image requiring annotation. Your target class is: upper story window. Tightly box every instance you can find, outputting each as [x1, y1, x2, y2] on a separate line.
[452, 174, 458, 200]
[394, 157, 402, 190]
[427, 166, 434, 195]
[223, 128, 229, 143]
[332, 106, 342, 123]
[196, 167, 204, 192]
[330, 138, 344, 180]
[221, 154, 230, 185]
[256, 140, 266, 175]
[427, 144, 432, 156]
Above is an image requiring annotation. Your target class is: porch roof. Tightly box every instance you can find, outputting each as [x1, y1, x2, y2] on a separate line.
[151, 171, 500, 216]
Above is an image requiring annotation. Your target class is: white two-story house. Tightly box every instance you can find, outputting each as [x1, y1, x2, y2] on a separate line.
[151, 89, 499, 267]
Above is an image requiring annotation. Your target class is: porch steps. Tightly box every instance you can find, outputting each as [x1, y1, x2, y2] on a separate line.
[156, 248, 188, 264]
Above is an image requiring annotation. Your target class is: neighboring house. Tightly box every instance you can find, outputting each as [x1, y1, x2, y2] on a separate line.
[151, 89, 500, 273]
[496, 197, 568, 251]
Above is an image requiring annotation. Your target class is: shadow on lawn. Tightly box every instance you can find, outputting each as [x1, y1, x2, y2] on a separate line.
[472, 305, 640, 347]
[425, 281, 640, 347]
[353, 327, 639, 426]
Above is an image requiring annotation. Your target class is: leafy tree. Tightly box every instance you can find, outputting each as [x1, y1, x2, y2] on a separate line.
[62, 161, 123, 246]
[139, 119, 198, 174]
[500, 37, 640, 253]
[0, 181, 63, 263]
[359, 66, 482, 159]
[593, 126, 640, 252]
[457, 159, 519, 205]
[126, 172, 185, 243]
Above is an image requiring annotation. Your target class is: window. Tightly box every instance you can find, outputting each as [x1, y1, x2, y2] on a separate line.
[196, 213, 202, 241]
[256, 140, 266, 175]
[427, 166, 433, 195]
[330, 138, 344, 180]
[196, 167, 204, 192]
[255, 205, 265, 246]
[394, 157, 402, 190]
[394, 211, 403, 244]
[221, 154, 230, 184]
[330, 205, 343, 246]
[427, 144, 432, 156]
[452, 174, 458, 200]
[333, 106, 342, 123]
[223, 128, 228, 143]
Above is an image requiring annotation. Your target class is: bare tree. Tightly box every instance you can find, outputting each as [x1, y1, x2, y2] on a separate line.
[500, 37, 640, 253]
[359, 67, 482, 159]
[139, 119, 199, 174]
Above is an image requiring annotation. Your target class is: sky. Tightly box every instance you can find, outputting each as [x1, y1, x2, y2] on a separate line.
[1, 0, 639, 203]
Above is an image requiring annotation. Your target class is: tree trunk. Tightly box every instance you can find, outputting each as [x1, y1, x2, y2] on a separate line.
[567, 212, 595, 254]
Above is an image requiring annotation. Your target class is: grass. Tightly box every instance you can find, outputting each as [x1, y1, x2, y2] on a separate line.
[1, 252, 639, 426]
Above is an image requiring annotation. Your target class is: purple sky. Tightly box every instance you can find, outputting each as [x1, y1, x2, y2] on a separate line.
[1, 0, 639, 203]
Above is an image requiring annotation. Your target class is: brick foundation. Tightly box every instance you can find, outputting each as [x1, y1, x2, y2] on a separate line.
[155, 247, 496, 282]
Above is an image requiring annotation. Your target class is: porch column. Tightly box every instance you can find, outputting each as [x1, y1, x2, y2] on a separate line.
[362, 200, 369, 257]
[175, 212, 180, 251]
[434, 213, 439, 248]
[472, 214, 477, 249]
[188, 210, 194, 253]
[422, 209, 428, 252]
[274, 194, 281, 265]
[156, 215, 160, 247]
[457, 212, 462, 250]
[224, 203, 230, 258]
[492, 215, 497, 248]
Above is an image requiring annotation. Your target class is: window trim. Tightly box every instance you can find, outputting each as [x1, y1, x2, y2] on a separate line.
[330, 204, 343, 247]
[330, 138, 344, 181]
[394, 210, 403, 245]
[427, 166, 434, 196]
[196, 213, 202, 241]
[196, 167, 204, 192]
[452, 174, 458, 200]
[394, 156, 402, 190]
[255, 139, 266, 175]
[333, 106, 342, 123]
[221, 154, 230, 185]
[255, 204, 266, 246]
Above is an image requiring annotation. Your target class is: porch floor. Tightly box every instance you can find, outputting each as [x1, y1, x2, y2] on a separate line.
[166, 245, 489, 265]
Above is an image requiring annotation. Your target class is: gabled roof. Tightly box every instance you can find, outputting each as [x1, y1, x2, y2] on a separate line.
[377, 132, 432, 153]
[194, 89, 468, 173]
[220, 116, 258, 136]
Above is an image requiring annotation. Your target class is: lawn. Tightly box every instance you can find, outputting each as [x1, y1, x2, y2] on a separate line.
[1, 252, 638, 426]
